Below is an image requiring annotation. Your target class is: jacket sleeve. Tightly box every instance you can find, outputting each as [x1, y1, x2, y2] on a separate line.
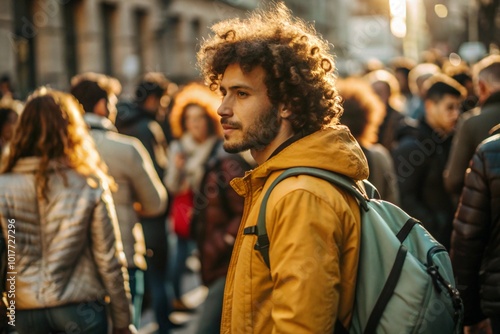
[450, 149, 490, 325]
[129, 139, 168, 217]
[266, 188, 354, 333]
[164, 140, 184, 195]
[90, 184, 132, 329]
[444, 119, 476, 195]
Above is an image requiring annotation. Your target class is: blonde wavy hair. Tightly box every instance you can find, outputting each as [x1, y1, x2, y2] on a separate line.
[0, 88, 114, 200]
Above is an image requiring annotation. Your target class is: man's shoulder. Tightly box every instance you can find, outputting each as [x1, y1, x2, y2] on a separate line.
[478, 133, 500, 154]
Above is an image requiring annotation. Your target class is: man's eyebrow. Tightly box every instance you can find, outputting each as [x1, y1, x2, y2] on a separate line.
[220, 84, 254, 91]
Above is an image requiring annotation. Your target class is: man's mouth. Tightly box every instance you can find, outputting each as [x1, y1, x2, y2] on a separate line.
[221, 120, 240, 131]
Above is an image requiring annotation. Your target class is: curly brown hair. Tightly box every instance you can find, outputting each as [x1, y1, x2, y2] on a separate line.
[197, 2, 342, 135]
[0, 88, 114, 200]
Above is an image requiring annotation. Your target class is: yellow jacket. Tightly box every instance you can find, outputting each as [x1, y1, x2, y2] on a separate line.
[221, 126, 369, 333]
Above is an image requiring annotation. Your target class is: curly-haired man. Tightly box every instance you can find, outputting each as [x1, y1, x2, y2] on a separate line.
[197, 3, 368, 333]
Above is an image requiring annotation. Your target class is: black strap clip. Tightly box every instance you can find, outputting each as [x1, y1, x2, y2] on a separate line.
[243, 226, 258, 235]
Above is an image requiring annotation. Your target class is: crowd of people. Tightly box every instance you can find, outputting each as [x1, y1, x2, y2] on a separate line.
[0, 2, 499, 333]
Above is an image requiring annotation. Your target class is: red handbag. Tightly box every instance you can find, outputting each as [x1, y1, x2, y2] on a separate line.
[171, 189, 194, 239]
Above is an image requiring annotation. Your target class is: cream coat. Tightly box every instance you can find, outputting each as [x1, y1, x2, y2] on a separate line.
[0, 157, 131, 328]
[221, 126, 369, 333]
[85, 113, 167, 270]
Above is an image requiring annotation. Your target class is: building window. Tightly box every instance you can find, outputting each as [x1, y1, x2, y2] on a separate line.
[134, 9, 147, 74]
[13, 0, 36, 98]
[62, 0, 79, 80]
[101, 3, 117, 75]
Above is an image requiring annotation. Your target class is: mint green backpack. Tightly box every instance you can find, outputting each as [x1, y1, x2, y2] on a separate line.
[253, 167, 463, 333]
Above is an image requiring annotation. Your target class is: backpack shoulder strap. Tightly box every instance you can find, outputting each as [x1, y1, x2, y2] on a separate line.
[254, 167, 370, 268]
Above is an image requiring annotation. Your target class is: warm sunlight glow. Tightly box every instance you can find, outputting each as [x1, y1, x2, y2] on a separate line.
[390, 0, 406, 18]
[390, 17, 407, 38]
[435, 4, 448, 18]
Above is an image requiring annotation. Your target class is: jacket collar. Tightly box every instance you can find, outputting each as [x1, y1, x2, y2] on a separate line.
[231, 125, 369, 196]
[483, 91, 500, 108]
[83, 113, 117, 132]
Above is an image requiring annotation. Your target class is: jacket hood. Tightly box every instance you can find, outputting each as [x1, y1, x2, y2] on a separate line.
[243, 125, 369, 183]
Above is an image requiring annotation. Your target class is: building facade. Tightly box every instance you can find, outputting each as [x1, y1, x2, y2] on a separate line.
[0, 0, 478, 100]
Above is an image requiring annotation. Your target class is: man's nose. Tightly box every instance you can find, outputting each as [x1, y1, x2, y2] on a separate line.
[218, 96, 232, 117]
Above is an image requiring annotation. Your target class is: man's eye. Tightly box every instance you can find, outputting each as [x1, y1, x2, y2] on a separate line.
[237, 91, 248, 97]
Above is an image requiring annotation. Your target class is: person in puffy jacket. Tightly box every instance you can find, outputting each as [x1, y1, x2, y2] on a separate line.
[0, 88, 133, 334]
[451, 124, 500, 334]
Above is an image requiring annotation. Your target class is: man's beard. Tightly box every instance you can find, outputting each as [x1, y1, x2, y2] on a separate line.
[223, 106, 281, 153]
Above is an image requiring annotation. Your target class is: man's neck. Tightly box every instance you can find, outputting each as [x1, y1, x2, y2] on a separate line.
[251, 130, 300, 165]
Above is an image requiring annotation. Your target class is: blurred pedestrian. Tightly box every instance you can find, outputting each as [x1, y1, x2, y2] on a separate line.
[406, 63, 441, 120]
[390, 57, 416, 107]
[197, 3, 369, 332]
[164, 82, 222, 312]
[444, 55, 500, 197]
[338, 77, 400, 204]
[192, 138, 254, 334]
[0, 75, 15, 100]
[450, 123, 500, 334]
[442, 60, 477, 112]
[0, 98, 22, 159]
[0, 88, 133, 334]
[115, 73, 174, 332]
[71, 72, 168, 329]
[393, 73, 466, 249]
[364, 69, 417, 152]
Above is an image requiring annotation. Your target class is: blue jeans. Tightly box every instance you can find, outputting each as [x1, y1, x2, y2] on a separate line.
[128, 268, 145, 329]
[16, 300, 107, 334]
[196, 277, 225, 334]
[142, 216, 174, 333]
[172, 237, 192, 300]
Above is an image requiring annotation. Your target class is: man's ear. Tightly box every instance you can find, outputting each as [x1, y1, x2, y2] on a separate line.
[424, 99, 434, 114]
[279, 104, 292, 119]
[478, 79, 489, 96]
[93, 98, 108, 117]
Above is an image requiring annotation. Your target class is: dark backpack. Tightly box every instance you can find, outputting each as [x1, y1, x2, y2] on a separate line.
[253, 167, 463, 334]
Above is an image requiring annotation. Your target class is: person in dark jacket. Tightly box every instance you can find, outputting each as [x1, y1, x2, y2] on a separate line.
[192, 140, 253, 334]
[393, 73, 466, 249]
[444, 55, 500, 198]
[115, 73, 174, 333]
[450, 124, 500, 334]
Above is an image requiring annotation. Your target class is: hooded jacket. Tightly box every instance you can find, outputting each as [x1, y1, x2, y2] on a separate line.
[0, 158, 131, 328]
[220, 125, 369, 333]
